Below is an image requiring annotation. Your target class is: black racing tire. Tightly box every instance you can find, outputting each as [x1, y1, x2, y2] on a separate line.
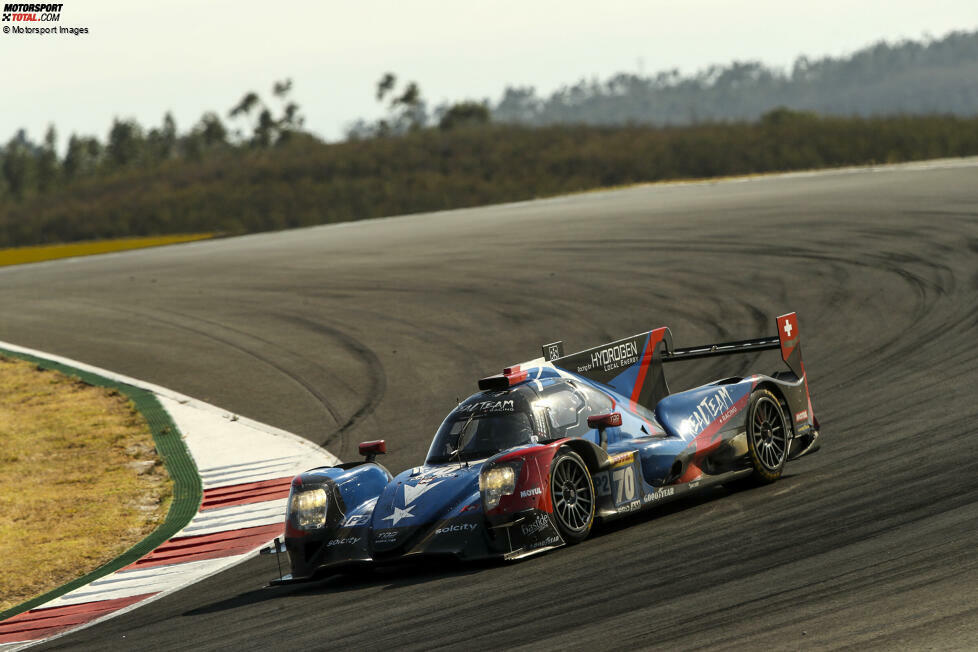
[745, 389, 790, 484]
[549, 449, 595, 544]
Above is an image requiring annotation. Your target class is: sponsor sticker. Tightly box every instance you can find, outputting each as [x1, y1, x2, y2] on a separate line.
[375, 529, 398, 541]
[520, 514, 550, 536]
[718, 405, 738, 425]
[546, 344, 562, 361]
[594, 472, 612, 496]
[341, 514, 369, 527]
[794, 410, 809, 422]
[643, 486, 675, 504]
[680, 386, 736, 437]
[528, 535, 561, 550]
[327, 536, 360, 547]
[590, 341, 639, 370]
[456, 399, 515, 414]
[576, 340, 640, 374]
[619, 499, 641, 513]
[519, 487, 543, 499]
[609, 451, 635, 468]
[435, 523, 478, 535]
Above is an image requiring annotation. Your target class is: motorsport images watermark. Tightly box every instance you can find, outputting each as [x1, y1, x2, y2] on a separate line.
[2, 3, 89, 35]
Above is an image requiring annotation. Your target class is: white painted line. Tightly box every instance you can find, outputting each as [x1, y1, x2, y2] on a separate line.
[197, 466, 301, 488]
[175, 500, 287, 538]
[43, 559, 228, 607]
[198, 457, 303, 482]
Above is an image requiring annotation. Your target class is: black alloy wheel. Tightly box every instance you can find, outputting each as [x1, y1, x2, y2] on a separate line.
[745, 389, 790, 483]
[549, 449, 595, 544]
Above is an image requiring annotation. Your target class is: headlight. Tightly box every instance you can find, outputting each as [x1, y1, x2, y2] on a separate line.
[290, 488, 328, 529]
[480, 462, 520, 510]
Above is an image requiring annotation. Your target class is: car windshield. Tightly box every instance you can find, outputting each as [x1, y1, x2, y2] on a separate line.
[426, 411, 535, 463]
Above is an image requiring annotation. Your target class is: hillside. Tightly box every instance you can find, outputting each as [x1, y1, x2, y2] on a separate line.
[492, 30, 978, 125]
[2, 112, 977, 248]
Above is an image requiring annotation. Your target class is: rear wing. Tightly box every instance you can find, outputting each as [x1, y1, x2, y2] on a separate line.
[543, 312, 806, 410]
[660, 312, 805, 380]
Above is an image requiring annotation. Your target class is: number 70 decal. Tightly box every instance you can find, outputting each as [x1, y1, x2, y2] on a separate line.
[594, 467, 637, 505]
[613, 467, 636, 503]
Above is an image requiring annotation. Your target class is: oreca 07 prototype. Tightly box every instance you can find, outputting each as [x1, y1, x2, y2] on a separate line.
[263, 312, 819, 581]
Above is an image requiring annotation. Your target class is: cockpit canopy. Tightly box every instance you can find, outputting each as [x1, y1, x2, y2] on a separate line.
[425, 378, 615, 464]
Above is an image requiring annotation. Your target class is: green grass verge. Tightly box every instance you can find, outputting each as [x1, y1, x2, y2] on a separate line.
[0, 348, 202, 623]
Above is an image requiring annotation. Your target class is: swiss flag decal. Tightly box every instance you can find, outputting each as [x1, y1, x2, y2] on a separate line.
[777, 312, 800, 361]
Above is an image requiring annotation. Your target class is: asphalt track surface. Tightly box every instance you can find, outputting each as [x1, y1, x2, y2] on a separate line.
[2, 160, 977, 650]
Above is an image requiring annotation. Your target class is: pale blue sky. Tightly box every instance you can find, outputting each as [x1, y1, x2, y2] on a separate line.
[1, 0, 975, 146]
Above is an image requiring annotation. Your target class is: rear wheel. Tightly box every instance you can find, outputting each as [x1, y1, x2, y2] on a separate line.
[549, 449, 595, 544]
[745, 389, 789, 483]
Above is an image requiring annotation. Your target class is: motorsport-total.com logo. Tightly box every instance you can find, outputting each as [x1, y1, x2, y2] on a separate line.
[2, 2, 89, 35]
[2, 3, 63, 21]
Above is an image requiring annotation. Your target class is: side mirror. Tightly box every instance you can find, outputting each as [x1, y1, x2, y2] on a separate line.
[587, 413, 622, 451]
[359, 440, 386, 463]
[587, 413, 622, 429]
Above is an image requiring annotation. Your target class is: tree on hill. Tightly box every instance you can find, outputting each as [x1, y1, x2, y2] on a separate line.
[347, 72, 428, 138]
[145, 112, 178, 163]
[438, 101, 490, 130]
[228, 79, 305, 147]
[63, 135, 102, 180]
[2, 130, 38, 200]
[37, 125, 60, 192]
[106, 119, 145, 168]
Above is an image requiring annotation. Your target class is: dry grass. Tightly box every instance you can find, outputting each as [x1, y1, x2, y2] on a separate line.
[0, 356, 173, 611]
[0, 233, 213, 268]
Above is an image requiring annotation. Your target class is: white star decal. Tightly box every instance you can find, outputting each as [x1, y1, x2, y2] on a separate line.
[403, 480, 442, 505]
[382, 505, 415, 526]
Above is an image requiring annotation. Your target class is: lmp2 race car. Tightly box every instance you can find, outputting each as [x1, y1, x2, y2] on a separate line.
[263, 312, 819, 582]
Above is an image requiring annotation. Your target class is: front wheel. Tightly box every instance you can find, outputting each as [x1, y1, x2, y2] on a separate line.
[745, 389, 790, 484]
[549, 449, 595, 544]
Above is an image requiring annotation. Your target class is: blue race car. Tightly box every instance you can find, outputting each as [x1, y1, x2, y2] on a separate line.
[264, 312, 819, 581]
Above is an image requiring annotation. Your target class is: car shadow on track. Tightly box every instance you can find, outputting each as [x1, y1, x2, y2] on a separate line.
[182, 557, 496, 617]
[182, 474, 796, 618]
[579, 471, 803, 541]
